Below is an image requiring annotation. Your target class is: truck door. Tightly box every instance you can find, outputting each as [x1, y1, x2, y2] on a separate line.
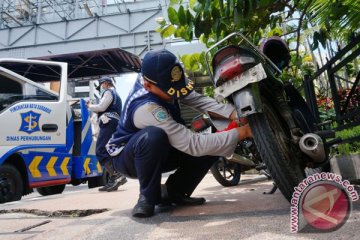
[0, 59, 67, 147]
[0, 59, 69, 185]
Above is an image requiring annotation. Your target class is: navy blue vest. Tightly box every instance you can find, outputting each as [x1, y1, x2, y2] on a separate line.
[98, 88, 122, 118]
[108, 76, 184, 146]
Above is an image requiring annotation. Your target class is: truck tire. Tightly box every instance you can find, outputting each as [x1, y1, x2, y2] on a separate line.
[37, 184, 66, 196]
[210, 157, 241, 187]
[248, 100, 306, 201]
[88, 171, 108, 188]
[0, 164, 23, 203]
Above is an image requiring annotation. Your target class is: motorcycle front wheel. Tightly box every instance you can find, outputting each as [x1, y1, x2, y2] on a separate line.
[248, 99, 306, 201]
[210, 157, 241, 187]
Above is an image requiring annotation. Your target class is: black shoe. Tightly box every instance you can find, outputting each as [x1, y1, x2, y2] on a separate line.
[98, 180, 113, 192]
[106, 175, 127, 192]
[98, 174, 127, 192]
[161, 184, 206, 206]
[132, 194, 155, 218]
[172, 195, 206, 206]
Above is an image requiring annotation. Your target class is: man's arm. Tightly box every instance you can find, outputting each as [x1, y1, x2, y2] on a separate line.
[180, 90, 236, 119]
[133, 103, 239, 157]
[87, 91, 113, 113]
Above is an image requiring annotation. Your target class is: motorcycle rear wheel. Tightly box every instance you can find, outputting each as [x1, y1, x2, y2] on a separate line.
[248, 100, 306, 201]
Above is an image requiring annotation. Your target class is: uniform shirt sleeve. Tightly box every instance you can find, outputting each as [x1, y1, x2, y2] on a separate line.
[133, 103, 239, 157]
[88, 90, 113, 113]
[180, 90, 235, 118]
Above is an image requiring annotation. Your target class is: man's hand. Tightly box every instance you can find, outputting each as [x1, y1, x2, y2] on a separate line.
[230, 110, 248, 125]
[217, 119, 252, 140]
[222, 120, 238, 131]
[230, 110, 237, 120]
[236, 124, 252, 141]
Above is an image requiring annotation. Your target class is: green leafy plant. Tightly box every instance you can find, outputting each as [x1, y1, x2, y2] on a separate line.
[335, 126, 360, 155]
[157, 0, 359, 79]
[202, 85, 214, 98]
[317, 87, 360, 154]
[316, 94, 335, 122]
[338, 86, 360, 122]
[156, 0, 289, 75]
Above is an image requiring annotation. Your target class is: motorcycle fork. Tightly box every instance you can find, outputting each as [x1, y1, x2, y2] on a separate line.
[273, 88, 311, 168]
[273, 89, 302, 144]
[232, 82, 301, 144]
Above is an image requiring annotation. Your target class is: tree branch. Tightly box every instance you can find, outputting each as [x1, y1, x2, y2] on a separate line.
[282, 0, 296, 18]
[281, 29, 298, 37]
[295, 0, 313, 60]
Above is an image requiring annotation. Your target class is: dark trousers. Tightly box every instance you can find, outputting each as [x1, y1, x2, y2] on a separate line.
[96, 118, 118, 165]
[112, 126, 218, 204]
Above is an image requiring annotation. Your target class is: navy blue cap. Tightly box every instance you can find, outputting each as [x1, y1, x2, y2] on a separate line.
[96, 76, 113, 91]
[141, 49, 194, 99]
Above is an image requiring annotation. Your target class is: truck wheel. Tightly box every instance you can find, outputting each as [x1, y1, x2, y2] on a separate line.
[70, 179, 84, 186]
[37, 184, 66, 196]
[88, 171, 109, 188]
[0, 164, 23, 203]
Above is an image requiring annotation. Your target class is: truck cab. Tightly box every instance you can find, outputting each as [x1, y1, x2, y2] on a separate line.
[0, 49, 141, 203]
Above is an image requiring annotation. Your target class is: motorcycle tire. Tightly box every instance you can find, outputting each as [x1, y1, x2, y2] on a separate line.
[248, 99, 306, 201]
[210, 157, 241, 187]
[88, 170, 109, 188]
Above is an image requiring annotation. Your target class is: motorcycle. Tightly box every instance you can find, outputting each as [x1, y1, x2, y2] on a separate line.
[190, 115, 271, 187]
[205, 32, 326, 201]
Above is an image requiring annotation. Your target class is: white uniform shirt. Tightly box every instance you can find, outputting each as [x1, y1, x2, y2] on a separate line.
[133, 91, 239, 157]
[88, 89, 114, 113]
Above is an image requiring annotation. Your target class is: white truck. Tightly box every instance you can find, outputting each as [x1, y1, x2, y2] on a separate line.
[0, 49, 141, 203]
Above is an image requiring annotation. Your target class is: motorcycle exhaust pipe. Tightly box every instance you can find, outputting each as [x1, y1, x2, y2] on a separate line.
[299, 133, 326, 163]
[228, 153, 256, 167]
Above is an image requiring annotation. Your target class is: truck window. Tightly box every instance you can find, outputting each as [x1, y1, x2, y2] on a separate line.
[0, 72, 58, 112]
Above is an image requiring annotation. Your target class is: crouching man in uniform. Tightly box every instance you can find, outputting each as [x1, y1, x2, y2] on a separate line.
[105, 49, 252, 217]
[86, 76, 127, 191]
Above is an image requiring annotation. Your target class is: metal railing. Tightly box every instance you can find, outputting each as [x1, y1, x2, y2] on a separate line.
[303, 34, 360, 143]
